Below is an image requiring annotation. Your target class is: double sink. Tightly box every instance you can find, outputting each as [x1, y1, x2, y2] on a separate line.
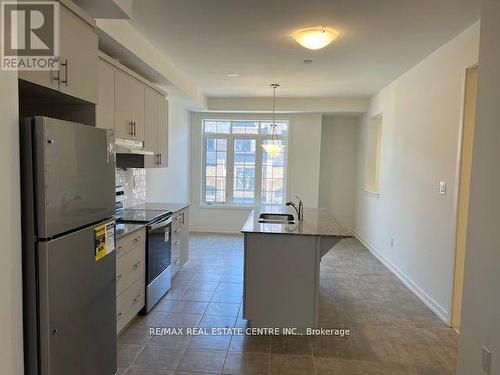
[258, 213, 296, 224]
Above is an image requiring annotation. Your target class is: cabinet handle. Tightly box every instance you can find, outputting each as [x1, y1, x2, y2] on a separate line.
[133, 260, 143, 269]
[159, 153, 162, 165]
[129, 121, 135, 136]
[133, 294, 142, 302]
[61, 59, 68, 86]
[116, 274, 123, 281]
[117, 312, 123, 320]
[174, 240, 182, 246]
[157, 154, 160, 166]
[134, 235, 143, 242]
[175, 228, 181, 233]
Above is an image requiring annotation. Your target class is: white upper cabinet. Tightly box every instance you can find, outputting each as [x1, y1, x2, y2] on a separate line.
[58, 5, 98, 103]
[114, 69, 145, 141]
[157, 96, 169, 167]
[96, 59, 115, 131]
[19, 2, 98, 103]
[96, 53, 169, 167]
[144, 87, 169, 168]
[144, 87, 160, 167]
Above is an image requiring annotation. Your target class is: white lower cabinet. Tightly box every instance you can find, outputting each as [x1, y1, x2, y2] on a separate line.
[171, 208, 189, 277]
[116, 228, 146, 334]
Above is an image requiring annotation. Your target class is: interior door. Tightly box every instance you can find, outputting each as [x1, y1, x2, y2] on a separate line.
[34, 117, 115, 238]
[38, 222, 116, 375]
[452, 65, 478, 330]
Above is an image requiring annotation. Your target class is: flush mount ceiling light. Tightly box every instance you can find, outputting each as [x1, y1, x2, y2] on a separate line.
[225, 73, 240, 77]
[294, 28, 339, 50]
[262, 83, 284, 158]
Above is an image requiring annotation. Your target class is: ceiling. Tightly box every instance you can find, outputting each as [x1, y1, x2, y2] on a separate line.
[130, 0, 480, 98]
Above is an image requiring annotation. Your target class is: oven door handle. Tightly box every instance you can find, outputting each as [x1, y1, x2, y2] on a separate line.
[148, 217, 172, 231]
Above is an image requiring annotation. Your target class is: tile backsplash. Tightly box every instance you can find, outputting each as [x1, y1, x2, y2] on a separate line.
[116, 168, 146, 208]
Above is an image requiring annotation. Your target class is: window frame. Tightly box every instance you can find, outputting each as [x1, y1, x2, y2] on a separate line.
[200, 118, 289, 208]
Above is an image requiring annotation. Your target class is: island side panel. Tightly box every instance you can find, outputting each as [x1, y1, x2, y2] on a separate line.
[244, 232, 319, 329]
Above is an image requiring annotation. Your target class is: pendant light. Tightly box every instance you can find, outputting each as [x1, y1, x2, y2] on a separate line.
[262, 83, 283, 157]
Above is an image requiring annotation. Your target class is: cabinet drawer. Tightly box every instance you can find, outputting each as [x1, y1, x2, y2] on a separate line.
[172, 211, 185, 232]
[172, 232, 185, 249]
[117, 277, 145, 334]
[116, 228, 146, 259]
[116, 244, 145, 296]
[171, 230, 185, 277]
[171, 257, 181, 276]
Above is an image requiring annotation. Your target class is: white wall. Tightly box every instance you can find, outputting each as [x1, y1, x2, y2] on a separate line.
[96, 19, 207, 108]
[206, 97, 369, 114]
[0, 72, 23, 374]
[319, 116, 359, 230]
[146, 96, 191, 203]
[354, 22, 480, 323]
[458, 2, 500, 373]
[190, 112, 323, 232]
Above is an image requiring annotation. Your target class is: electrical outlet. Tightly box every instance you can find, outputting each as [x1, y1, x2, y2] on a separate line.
[439, 181, 447, 195]
[482, 346, 491, 374]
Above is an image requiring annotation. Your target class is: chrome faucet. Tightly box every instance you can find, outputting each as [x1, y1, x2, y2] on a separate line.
[286, 196, 304, 221]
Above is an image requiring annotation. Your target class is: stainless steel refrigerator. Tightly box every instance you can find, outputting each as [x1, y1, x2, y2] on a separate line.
[20, 117, 117, 375]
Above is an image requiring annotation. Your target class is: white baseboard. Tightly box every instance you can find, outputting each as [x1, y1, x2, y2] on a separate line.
[190, 227, 242, 234]
[353, 231, 451, 326]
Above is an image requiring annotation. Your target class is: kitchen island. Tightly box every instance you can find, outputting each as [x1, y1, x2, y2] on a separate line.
[241, 205, 351, 329]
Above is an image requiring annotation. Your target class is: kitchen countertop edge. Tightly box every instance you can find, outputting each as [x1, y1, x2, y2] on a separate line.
[132, 201, 191, 213]
[241, 205, 352, 237]
[116, 223, 146, 241]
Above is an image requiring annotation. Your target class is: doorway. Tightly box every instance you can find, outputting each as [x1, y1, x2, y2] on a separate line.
[452, 65, 478, 330]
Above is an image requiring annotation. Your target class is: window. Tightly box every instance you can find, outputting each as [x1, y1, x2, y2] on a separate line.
[202, 119, 288, 206]
[365, 114, 383, 195]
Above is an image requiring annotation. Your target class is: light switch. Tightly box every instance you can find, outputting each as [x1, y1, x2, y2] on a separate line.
[439, 181, 447, 195]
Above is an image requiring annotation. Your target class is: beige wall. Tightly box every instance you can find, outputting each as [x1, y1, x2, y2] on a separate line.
[458, 1, 500, 373]
[0, 71, 23, 373]
[190, 112, 323, 232]
[354, 22, 480, 323]
[146, 96, 191, 203]
[319, 116, 359, 230]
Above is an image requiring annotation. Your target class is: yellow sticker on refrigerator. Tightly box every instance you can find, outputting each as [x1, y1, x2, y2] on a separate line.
[95, 221, 116, 261]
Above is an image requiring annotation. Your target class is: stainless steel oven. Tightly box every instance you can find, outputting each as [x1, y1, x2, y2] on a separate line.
[144, 214, 172, 313]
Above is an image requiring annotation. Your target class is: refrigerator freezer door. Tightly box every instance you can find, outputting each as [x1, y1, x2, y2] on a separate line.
[37, 222, 116, 375]
[33, 117, 115, 238]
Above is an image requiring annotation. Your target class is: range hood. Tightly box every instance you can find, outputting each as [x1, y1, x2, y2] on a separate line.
[115, 138, 153, 169]
[115, 138, 154, 156]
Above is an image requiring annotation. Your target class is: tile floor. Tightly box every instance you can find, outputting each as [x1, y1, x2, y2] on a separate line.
[118, 233, 458, 374]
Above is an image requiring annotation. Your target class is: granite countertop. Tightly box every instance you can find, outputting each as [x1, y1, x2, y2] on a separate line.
[131, 202, 191, 213]
[116, 223, 146, 240]
[241, 205, 352, 237]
